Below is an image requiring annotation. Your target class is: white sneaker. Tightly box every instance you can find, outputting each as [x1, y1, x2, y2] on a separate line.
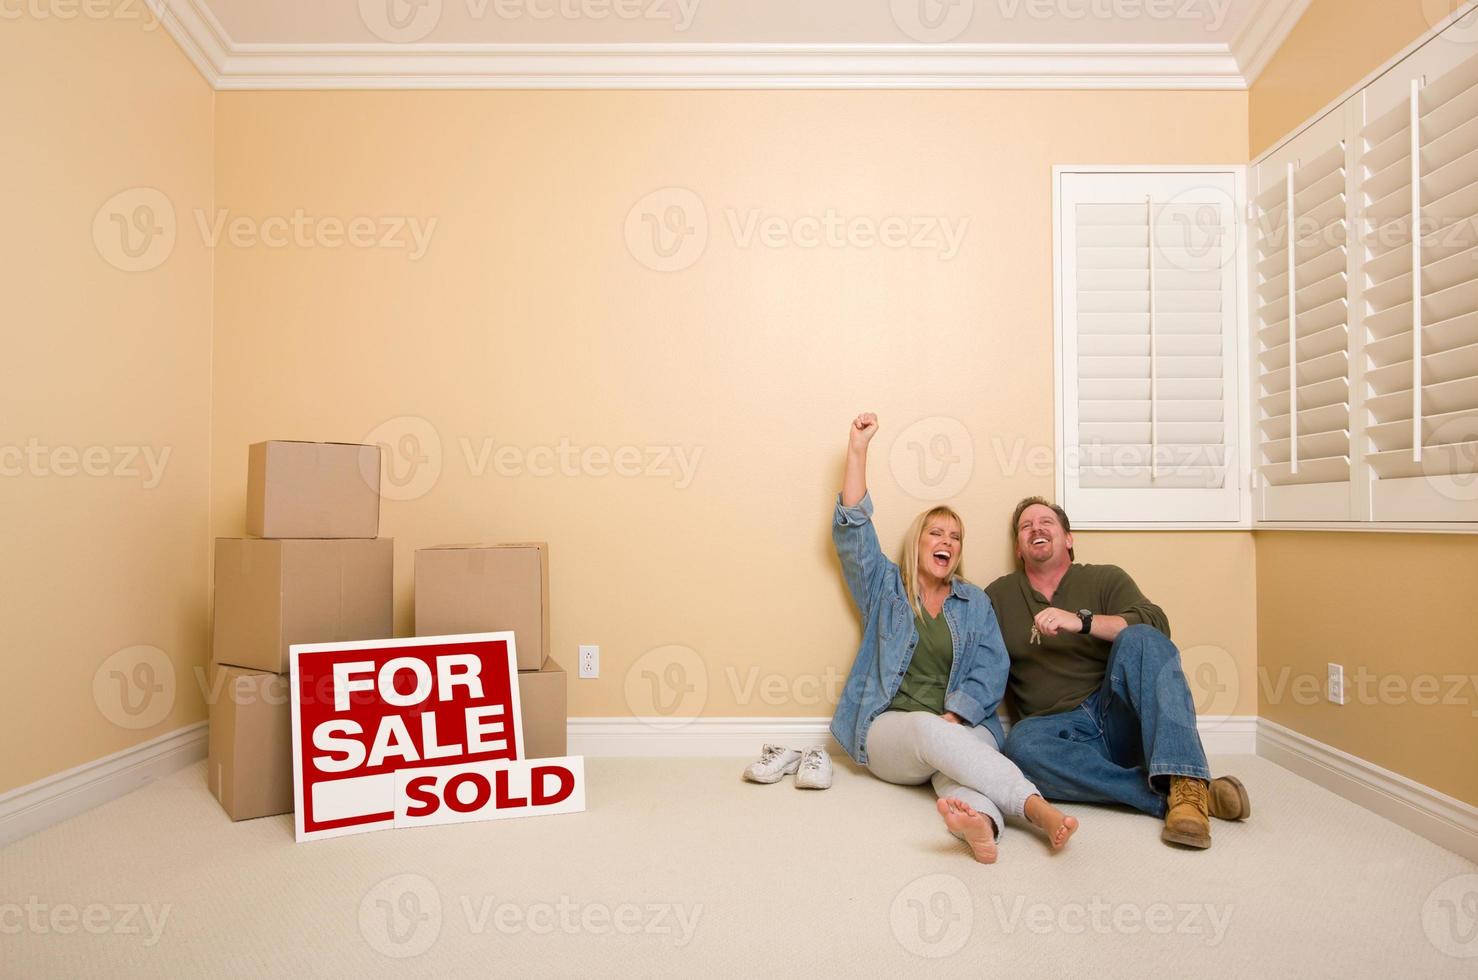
[794, 747, 833, 790]
[743, 744, 802, 783]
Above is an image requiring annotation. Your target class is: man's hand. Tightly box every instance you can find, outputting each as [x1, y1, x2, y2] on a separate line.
[1034, 607, 1084, 638]
[848, 413, 879, 453]
[940, 711, 963, 725]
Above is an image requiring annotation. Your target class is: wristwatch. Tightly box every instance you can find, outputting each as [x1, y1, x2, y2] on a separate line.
[1076, 609, 1093, 634]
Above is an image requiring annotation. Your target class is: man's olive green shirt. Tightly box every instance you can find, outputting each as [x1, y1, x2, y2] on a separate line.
[984, 563, 1170, 719]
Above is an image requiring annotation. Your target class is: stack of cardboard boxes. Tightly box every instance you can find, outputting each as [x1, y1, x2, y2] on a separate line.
[415, 543, 566, 760]
[207, 441, 393, 821]
[206, 440, 569, 822]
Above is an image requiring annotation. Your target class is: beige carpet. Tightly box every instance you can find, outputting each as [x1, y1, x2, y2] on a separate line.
[2, 753, 1474, 977]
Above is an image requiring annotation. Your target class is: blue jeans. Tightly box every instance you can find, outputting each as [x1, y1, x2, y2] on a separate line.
[1002, 625, 1211, 818]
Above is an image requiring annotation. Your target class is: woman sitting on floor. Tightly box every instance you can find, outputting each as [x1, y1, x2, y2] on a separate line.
[829, 412, 1078, 863]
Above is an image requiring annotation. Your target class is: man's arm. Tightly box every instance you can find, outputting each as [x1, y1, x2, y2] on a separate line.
[1102, 565, 1170, 637]
[1087, 613, 1132, 642]
[1033, 607, 1131, 642]
[1030, 566, 1168, 642]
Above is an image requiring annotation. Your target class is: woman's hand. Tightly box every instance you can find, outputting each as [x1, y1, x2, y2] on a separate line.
[940, 711, 963, 725]
[848, 413, 879, 453]
[841, 413, 878, 507]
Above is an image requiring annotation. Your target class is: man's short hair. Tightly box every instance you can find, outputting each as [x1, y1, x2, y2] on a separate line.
[1010, 496, 1075, 561]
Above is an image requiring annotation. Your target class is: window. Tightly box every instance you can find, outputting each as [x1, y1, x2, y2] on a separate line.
[1054, 169, 1246, 527]
[1251, 111, 1353, 520]
[1251, 25, 1478, 525]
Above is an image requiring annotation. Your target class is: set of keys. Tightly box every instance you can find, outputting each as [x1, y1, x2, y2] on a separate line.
[1029, 624, 1043, 646]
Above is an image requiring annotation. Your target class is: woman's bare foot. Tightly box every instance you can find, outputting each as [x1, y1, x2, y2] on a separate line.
[1023, 794, 1079, 850]
[936, 797, 998, 864]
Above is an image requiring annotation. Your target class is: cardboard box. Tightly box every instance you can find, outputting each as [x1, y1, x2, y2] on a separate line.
[213, 537, 393, 674]
[517, 657, 567, 759]
[247, 440, 381, 539]
[207, 666, 293, 821]
[414, 543, 549, 671]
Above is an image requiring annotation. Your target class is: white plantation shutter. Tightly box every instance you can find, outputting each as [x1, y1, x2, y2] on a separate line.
[1361, 50, 1478, 521]
[1057, 171, 1243, 526]
[1251, 112, 1354, 521]
[1251, 15, 1478, 526]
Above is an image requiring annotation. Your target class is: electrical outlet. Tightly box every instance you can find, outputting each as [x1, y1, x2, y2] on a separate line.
[1327, 662, 1346, 705]
[579, 645, 599, 679]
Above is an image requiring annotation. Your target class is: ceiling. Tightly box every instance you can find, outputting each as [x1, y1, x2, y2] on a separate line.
[156, 0, 1313, 89]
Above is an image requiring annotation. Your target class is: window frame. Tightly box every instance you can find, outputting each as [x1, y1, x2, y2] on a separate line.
[1249, 108, 1356, 524]
[1248, 11, 1478, 534]
[1052, 164, 1253, 531]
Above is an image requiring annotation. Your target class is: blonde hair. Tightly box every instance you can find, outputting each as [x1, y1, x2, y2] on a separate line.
[901, 506, 966, 619]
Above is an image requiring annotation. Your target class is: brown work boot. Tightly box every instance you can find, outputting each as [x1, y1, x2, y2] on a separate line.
[1209, 776, 1250, 821]
[1161, 776, 1211, 849]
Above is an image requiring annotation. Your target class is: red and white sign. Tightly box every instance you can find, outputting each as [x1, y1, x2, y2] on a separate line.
[289, 631, 584, 842]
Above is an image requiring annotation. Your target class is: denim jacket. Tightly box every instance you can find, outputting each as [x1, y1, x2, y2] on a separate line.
[829, 492, 1009, 765]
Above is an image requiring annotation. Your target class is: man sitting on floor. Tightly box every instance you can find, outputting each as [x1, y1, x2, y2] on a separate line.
[984, 496, 1251, 849]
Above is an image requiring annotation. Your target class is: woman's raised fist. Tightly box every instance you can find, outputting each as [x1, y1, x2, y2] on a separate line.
[849, 413, 879, 451]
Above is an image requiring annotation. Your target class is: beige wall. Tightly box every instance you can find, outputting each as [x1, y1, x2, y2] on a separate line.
[1256, 533, 1478, 804]
[1251, 0, 1477, 806]
[1249, 0, 1443, 156]
[0, 15, 214, 792]
[209, 89, 1257, 721]
[8, 0, 1467, 822]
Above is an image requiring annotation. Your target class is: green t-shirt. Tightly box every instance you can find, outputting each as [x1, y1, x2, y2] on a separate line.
[889, 605, 953, 714]
[984, 564, 1170, 719]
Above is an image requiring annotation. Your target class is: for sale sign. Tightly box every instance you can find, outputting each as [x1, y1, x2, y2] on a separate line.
[289, 631, 585, 842]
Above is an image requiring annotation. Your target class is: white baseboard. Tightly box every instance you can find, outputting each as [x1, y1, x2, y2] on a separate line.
[567, 715, 1260, 757]
[0, 722, 207, 849]
[1257, 719, 1478, 863]
[1194, 716, 1260, 755]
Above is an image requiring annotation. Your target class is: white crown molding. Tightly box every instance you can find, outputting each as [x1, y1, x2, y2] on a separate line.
[156, 0, 1256, 91]
[198, 43, 1248, 93]
[1258, 719, 1478, 863]
[1229, 0, 1313, 87]
[151, 0, 230, 85]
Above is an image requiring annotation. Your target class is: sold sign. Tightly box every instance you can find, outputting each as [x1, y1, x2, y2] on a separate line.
[289, 631, 585, 842]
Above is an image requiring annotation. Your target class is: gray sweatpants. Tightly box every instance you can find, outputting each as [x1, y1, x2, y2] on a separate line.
[865, 710, 1039, 842]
